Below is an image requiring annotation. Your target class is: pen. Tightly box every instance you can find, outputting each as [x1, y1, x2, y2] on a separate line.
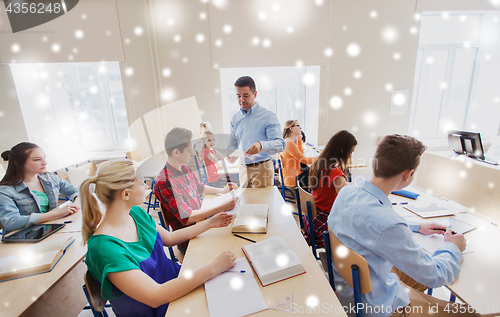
[392, 202, 409, 205]
[233, 234, 256, 243]
[227, 270, 246, 273]
[64, 220, 73, 224]
[434, 228, 457, 234]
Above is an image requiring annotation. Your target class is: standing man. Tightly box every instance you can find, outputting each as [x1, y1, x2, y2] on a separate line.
[227, 76, 285, 188]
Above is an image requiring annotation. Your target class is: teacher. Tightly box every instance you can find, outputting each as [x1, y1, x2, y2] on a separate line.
[227, 76, 285, 188]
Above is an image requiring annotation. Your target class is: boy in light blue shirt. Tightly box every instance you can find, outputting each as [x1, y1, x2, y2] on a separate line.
[328, 134, 476, 317]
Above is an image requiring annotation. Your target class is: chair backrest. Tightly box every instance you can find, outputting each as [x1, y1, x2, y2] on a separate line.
[297, 182, 317, 219]
[66, 162, 94, 189]
[84, 270, 107, 312]
[328, 228, 371, 294]
[158, 205, 179, 263]
[126, 149, 142, 162]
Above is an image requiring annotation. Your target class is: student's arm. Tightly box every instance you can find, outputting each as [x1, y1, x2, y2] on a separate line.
[286, 140, 316, 165]
[202, 183, 237, 195]
[186, 198, 238, 225]
[157, 212, 233, 247]
[107, 251, 236, 308]
[0, 190, 77, 232]
[204, 148, 219, 164]
[374, 222, 464, 289]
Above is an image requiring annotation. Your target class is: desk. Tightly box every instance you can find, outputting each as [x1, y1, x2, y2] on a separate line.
[166, 187, 346, 316]
[391, 187, 500, 316]
[0, 212, 87, 317]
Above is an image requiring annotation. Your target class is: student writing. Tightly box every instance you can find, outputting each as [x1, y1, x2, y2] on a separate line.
[83, 159, 236, 317]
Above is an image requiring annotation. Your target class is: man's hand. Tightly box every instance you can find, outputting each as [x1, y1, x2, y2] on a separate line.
[444, 230, 467, 252]
[245, 142, 262, 155]
[227, 155, 238, 164]
[418, 222, 447, 235]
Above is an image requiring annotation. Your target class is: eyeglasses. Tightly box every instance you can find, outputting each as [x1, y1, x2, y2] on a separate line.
[292, 125, 301, 128]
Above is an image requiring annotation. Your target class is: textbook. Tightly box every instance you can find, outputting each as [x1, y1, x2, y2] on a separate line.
[231, 204, 269, 234]
[0, 236, 75, 282]
[242, 236, 305, 286]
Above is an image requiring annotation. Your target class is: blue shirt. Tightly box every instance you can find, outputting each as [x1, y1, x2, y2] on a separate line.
[0, 173, 78, 234]
[228, 102, 285, 164]
[327, 180, 463, 317]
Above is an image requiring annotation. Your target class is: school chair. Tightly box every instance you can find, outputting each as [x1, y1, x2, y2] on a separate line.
[193, 152, 209, 185]
[297, 183, 319, 259]
[144, 177, 160, 214]
[158, 205, 182, 266]
[277, 154, 297, 204]
[126, 149, 142, 162]
[82, 270, 110, 317]
[323, 228, 371, 317]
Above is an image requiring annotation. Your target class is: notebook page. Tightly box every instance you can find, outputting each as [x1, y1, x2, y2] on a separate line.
[205, 257, 267, 317]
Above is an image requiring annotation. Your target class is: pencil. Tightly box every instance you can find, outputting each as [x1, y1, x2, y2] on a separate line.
[233, 234, 256, 243]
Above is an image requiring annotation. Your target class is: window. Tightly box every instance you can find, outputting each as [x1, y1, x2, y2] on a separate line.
[10, 62, 129, 162]
[219, 66, 320, 145]
[409, 12, 500, 147]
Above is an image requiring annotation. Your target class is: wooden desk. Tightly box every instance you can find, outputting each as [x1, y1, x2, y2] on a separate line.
[0, 212, 87, 317]
[391, 187, 500, 316]
[417, 152, 500, 220]
[166, 187, 346, 316]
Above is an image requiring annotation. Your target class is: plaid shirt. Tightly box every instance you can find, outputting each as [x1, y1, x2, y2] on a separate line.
[154, 162, 205, 251]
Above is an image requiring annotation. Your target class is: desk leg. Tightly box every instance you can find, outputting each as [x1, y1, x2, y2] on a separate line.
[20, 260, 88, 317]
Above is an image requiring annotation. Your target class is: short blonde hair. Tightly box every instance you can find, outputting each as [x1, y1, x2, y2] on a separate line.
[80, 159, 137, 243]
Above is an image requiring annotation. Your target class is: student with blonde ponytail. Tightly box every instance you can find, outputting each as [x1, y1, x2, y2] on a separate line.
[82, 159, 236, 317]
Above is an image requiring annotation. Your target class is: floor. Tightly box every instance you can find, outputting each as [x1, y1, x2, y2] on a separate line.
[78, 188, 459, 316]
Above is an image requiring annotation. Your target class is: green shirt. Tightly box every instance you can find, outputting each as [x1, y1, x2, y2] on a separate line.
[85, 206, 158, 300]
[33, 190, 49, 213]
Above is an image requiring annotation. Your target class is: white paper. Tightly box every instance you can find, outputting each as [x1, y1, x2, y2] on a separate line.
[414, 233, 473, 254]
[212, 188, 243, 214]
[205, 257, 268, 317]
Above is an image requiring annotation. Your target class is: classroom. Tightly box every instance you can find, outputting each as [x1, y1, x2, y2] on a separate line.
[1, 1, 500, 317]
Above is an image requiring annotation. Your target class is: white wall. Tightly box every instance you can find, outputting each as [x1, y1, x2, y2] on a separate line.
[3, 0, 497, 168]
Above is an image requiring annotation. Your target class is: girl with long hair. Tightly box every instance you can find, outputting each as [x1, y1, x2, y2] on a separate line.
[0, 142, 79, 233]
[82, 159, 235, 317]
[280, 120, 317, 189]
[305, 130, 357, 247]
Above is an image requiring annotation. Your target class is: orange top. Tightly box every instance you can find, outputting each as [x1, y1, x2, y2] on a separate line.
[281, 140, 317, 187]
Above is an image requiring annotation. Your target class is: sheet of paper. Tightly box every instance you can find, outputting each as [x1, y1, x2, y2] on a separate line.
[205, 257, 268, 317]
[413, 233, 473, 254]
[212, 188, 243, 214]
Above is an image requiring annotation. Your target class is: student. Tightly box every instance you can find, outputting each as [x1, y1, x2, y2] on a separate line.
[328, 134, 475, 317]
[280, 120, 317, 189]
[305, 130, 357, 247]
[82, 159, 236, 317]
[202, 129, 226, 187]
[154, 127, 238, 254]
[227, 76, 285, 188]
[0, 142, 79, 234]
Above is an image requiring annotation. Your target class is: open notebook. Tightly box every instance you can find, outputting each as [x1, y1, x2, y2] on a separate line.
[0, 236, 75, 282]
[242, 236, 305, 286]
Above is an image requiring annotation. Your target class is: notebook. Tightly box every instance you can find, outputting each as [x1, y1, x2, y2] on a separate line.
[205, 257, 268, 317]
[404, 203, 455, 218]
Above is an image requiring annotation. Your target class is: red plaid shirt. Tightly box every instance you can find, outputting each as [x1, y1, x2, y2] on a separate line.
[154, 162, 205, 252]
